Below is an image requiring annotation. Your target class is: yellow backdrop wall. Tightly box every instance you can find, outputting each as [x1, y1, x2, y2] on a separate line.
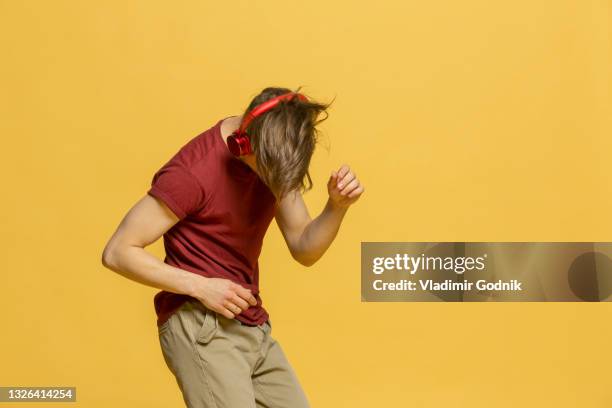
[1, 1, 610, 407]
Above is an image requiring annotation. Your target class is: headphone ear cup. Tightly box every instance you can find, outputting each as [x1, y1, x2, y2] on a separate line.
[227, 133, 252, 156]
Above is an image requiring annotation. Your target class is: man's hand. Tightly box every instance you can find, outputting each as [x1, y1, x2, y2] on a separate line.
[327, 164, 365, 209]
[191, 276, 258, 319]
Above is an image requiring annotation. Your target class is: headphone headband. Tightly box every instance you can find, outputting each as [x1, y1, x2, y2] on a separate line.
[238, 92, 308, 135]
[227, 91, 308, 157]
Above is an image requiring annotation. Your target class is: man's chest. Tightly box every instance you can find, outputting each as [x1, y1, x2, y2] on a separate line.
[193, 175, 277, 237]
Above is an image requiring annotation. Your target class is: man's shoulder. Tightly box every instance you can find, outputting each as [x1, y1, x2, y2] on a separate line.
[169, 118, 225, 173]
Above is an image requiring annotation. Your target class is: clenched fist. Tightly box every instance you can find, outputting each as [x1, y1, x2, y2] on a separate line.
[327, 164, 364, 209]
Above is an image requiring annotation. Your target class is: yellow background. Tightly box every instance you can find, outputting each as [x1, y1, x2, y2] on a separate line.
[1, 1, 610, 407]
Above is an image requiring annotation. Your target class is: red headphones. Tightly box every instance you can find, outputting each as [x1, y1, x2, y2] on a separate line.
[227, 92, 309, 156]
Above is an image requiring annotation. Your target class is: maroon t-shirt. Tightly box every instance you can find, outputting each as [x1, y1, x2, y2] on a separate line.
[147, 116, 278, 327]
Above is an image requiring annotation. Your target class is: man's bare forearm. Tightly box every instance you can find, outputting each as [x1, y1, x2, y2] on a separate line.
[294, 198, 348, 266]
[101, 195, 257, 319]
[102, 244, 198, 297]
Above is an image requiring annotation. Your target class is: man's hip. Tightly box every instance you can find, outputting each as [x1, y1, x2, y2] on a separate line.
[158, 299, 310, 408]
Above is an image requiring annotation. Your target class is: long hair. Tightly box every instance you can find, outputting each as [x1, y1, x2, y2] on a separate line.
[242, 86, 333, 199]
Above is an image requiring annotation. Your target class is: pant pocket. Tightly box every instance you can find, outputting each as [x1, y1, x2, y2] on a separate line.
[195, 306, 218, 345]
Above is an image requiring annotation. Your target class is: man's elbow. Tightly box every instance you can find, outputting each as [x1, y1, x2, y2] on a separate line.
[101, 243, 118, 270]
[292, 252, 319, 267]
[299, 258, 317, 267]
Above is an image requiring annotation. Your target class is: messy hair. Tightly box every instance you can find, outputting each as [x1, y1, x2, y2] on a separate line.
[243, 86, 333, 199]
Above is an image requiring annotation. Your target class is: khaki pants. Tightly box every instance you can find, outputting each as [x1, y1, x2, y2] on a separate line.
[158, 299, 310, 408]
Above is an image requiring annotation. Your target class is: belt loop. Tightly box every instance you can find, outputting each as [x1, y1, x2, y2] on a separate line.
[255, 320, 269, 336]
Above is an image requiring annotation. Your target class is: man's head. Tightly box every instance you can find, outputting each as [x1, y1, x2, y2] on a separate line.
[242, 86, 332, 200]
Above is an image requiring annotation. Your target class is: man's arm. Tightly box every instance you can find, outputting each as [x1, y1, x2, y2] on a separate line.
[275, 164, 364, 266]
[101, 194, 257, 319]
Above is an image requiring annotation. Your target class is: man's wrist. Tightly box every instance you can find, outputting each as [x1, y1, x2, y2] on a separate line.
[177, 269, 207, 298]
[326, 197, 350, 215]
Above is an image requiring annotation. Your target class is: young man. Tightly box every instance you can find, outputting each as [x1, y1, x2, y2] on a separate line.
[101, 87, 364, 408]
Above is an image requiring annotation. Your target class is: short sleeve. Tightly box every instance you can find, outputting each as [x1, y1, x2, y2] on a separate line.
[147, 162, 205, 220]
